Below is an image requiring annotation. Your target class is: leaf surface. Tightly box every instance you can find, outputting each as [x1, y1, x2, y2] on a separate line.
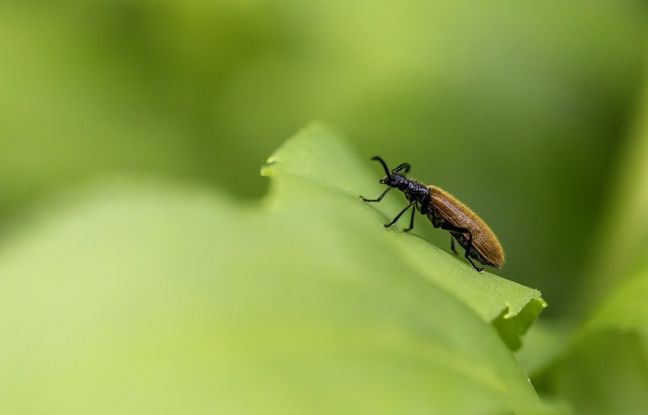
[264, 123, 546, 349]
[0, 125, 551, 414]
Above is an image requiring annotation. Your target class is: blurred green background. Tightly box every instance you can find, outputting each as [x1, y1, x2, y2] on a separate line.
[1, 0, 647, 314]
[1, 1, 648, 413]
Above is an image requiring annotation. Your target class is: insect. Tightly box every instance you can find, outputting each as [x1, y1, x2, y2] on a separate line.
[360, 156, 504, 272]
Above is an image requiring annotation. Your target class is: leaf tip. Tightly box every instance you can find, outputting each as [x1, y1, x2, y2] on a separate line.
[260, 157, 279, 177]
[494, 297, 548, 351]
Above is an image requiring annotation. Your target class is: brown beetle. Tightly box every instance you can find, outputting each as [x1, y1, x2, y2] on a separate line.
[361, 156, 504, 272]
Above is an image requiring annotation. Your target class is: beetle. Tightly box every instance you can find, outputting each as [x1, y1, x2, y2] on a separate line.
[360, 156, 504, 272]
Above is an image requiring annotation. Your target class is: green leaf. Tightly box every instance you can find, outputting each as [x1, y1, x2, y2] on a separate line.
[514, 321, 573, 379]
[579, 73, 648, 310]
[543, 263, 648, 415]
[532, 74, 648, 415]
[263, 123, 546, 350]
[0, 125, 551, 414]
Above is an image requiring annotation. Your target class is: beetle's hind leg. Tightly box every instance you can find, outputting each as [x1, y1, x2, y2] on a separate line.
[463, 231, 484, 272]
[440, 223, 484, 272]
[464, 251, 484, 273]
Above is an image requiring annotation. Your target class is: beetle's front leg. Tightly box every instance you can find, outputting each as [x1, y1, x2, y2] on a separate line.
[360, 187, 391, 202]
[385, 201, 415, 228]
[403, 205, 416, 232]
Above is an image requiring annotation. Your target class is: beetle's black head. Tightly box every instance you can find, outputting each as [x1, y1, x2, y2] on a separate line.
[371, 156, 411, 188]
[379, 172, 406, 187]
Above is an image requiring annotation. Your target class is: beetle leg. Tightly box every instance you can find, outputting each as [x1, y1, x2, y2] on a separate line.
[360, 187, 391, 202]
[431, 212, 444, 228]
[440, 223, 484, 272]
[385, 201, 415, 228]
[450, 237, 458, 255]
[425, 197, 443, 228]
[464, 246, 484, 272]
[404, 204, 416, 232]
[462, 231, 484, 272]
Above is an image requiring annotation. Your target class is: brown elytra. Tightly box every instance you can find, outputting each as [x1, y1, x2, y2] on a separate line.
[361, 156, 505, 272]
[427, 185, 505, 268]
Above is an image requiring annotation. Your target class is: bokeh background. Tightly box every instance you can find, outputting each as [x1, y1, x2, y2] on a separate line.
[2, 0, 647, 314]
[1, 1, 648, 413]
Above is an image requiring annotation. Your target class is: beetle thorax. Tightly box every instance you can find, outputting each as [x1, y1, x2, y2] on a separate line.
[390, 174, 427, 202]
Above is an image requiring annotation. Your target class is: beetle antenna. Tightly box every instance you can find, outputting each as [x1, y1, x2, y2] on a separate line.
[392, 162, 411, 174]
[370, 156, 391, 179]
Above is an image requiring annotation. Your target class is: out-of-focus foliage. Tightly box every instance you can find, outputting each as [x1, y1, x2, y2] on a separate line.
[0, 127, 552, 415]
[526, 78, 648, 415]
[535, 261, 648, 415]
[582, 74, 648, 310]
[514, 321, 573, 379]
[0, 0, 646, 310]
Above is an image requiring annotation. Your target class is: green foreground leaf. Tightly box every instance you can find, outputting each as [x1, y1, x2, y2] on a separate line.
[0, 125, 550, 414]
[263, 123, 546, 350]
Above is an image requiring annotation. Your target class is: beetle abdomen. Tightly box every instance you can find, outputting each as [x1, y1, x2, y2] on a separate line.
[450, 232, 499, 268]
[428, 185, 505, 268]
